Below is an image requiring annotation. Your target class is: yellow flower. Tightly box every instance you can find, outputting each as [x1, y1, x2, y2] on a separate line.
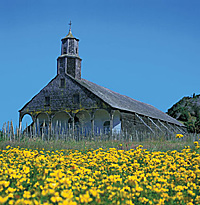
[23, 191, 31, 199]
[6, 187, 16, 193]
[194, 141, 199, 148]
[41, 190, 48, 196]
[33, 200, 39, 205]
[8, 193, 14, 198]
[59, 200, 77, 205]
[0, 181, 10, 188]
[79, 191, 93, 203]
[89, 188, 98, 197]
[8, 200, 14, 205]
[176, 134, 183, 138]
[61, 190, 73, 199]
[50, 195, 62, 203]
[0, 196, 8, 204]
[51, 197, 57, 203]
[188, 190, 195, 196]
[1, 145, 200, 204]
[23, 166, 30, 174]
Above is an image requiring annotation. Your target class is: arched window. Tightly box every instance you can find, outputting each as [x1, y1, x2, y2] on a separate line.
[103, 121, 110, 134]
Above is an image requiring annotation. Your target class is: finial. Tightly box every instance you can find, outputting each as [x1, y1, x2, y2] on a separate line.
[69, 20, 72, 31]
[63, 20, 76, 39]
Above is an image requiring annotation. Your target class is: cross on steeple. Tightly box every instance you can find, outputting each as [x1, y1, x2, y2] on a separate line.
[69, 20, 72, 31]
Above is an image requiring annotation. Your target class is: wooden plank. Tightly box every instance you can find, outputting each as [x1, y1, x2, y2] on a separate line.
[158, 120, 173, 134]
[148, 117, 164, 133]
[135, 114, 155, 134]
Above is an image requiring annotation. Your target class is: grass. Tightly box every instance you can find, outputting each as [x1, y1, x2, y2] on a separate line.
[0, 134, 198, 152]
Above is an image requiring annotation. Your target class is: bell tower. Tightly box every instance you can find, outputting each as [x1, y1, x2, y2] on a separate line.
[57, 21, 82, 79]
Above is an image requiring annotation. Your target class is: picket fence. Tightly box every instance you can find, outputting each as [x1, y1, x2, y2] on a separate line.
[1, 120, 199, 142]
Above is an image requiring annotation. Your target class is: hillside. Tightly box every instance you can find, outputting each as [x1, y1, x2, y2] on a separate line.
[167, 93, 200, 133]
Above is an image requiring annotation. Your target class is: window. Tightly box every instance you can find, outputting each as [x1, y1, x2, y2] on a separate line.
[73, 94, 80, 104]
[45, 97, 50, 106]
[76, 47, 78, 54]
[60, 78, 65, 88]
[63, 47, 67, 54]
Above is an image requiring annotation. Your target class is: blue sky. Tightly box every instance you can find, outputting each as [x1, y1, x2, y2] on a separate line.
[0, 0, 200, 128]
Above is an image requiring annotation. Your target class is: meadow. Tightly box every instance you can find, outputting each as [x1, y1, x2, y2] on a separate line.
[0, 133, 200, 205]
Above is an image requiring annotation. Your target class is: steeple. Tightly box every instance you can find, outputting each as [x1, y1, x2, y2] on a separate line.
[62, 21, 77, 40]
[57, 21, 82, 79]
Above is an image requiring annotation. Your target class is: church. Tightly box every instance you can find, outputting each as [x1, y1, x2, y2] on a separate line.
[19, 23, 185, 137]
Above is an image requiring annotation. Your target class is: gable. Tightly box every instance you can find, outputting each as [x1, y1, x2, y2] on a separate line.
[19, 74, 110, 114]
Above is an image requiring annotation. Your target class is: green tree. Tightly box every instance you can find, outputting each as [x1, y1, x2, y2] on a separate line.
[179, 109, 189, 121]
[185, 113, 196, 133]
[195, 114, 200, 133]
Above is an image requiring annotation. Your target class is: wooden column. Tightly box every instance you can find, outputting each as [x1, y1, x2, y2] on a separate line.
[19, 114, 22, 132]
[48, 118, 52, 141]
[71, 116, 75, 140]
[109, 111, 114, 138]
[90, 111, 95, 137]
[19, 120, 22, 131]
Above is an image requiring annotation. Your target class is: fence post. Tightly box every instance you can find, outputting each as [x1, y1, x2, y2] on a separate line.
[109, 111, 114, 140]
[37, 119, 40, 138]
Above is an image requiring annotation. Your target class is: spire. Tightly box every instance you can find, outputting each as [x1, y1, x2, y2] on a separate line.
[64, 20, 76, 39]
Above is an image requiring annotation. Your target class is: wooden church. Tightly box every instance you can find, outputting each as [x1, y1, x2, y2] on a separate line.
[19, 23, 185, 137]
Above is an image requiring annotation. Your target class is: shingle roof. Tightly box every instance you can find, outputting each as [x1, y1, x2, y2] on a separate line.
[73, 77, 184, 127]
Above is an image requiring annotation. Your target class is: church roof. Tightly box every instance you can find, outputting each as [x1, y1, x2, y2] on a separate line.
[71, 76, 184, 127]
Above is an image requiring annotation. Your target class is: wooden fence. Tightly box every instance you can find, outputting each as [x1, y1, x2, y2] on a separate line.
[1, 121, 199, 142]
